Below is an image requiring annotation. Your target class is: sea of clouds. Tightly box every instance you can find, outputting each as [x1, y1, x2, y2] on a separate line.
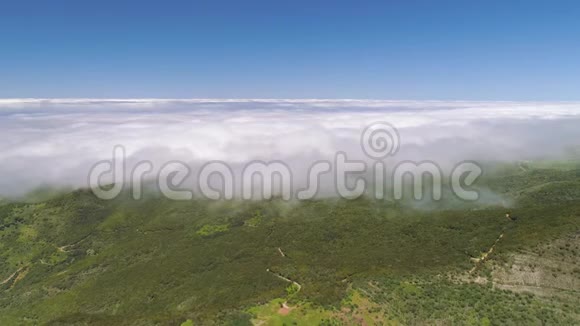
[1, 99, 580, 199]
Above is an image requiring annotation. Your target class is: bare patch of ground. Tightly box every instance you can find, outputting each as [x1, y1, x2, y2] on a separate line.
[277, 302, 294, 315]
[463, 231, 580, 300]
[490, 233, 580, 299]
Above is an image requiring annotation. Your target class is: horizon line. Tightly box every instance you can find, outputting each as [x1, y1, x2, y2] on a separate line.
[1, 98, 580, 104]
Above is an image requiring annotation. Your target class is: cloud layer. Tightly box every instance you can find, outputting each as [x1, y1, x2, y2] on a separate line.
[1, 99, 580, 198]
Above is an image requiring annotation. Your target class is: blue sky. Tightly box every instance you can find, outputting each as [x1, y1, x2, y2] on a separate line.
[1, 0, 579, 100]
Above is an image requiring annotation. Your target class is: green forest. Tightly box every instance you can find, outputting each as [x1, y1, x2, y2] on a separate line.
[0, 164, 579, 325]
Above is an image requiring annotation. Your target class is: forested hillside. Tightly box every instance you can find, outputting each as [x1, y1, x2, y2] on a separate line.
[0, 167, 579, 325]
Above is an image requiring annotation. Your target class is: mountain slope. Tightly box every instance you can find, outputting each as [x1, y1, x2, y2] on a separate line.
[0, 168, 578, 325]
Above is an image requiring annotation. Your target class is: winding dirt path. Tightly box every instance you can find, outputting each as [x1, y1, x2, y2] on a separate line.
[469, 232, 504, 274]
[266, 266, 303, 317]
[266, 268, 302, 293]
[263, 248, 304, 316]
[10, 266, 29, 289]
[57, 234, 90, 252]
[0, 267, 24, 285]
[267, 247, 301, 292]
[1, 265, 29, 288]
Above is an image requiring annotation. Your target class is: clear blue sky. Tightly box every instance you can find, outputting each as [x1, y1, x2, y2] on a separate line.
[1, 0, 579, 100]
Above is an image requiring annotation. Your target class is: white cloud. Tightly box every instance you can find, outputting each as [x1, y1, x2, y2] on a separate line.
[1, 99, 579, 197]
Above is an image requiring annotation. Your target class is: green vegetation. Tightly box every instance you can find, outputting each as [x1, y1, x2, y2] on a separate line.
[248, 298, 332, 325]
[244, 211, 262, 228]
[180, 319, 194, 326]
[196, 223, 230, 236]
[352, 276, 578, 325]
[0, 165, 578, 325]
[285, 283, 300, 296]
